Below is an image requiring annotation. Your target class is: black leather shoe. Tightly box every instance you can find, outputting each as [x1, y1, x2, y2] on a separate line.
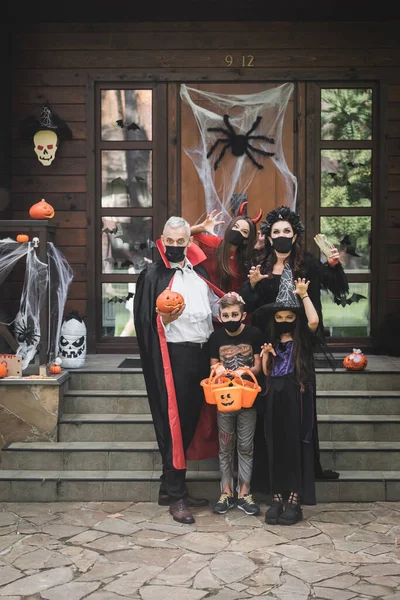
[265, 500, 284, 525]
[169, 499, 195, 524]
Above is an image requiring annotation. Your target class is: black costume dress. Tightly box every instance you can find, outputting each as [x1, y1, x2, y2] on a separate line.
[240, 253, 348, 483]
[263, 341, 316, 505]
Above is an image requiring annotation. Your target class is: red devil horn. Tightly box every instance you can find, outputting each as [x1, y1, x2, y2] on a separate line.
[252, 209, 263, 224]
[238, 201, 247, 216]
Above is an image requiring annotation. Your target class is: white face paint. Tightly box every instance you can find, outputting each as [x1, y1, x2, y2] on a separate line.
[33, 130, 58, 165]
[58, 317, 87, 368]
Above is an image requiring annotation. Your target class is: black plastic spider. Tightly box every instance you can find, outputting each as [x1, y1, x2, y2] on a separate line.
[14, 316, 40, 346]
[207, 115, 275, 171]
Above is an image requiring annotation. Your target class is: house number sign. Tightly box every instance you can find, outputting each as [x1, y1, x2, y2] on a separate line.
[225, 55, 255, 67]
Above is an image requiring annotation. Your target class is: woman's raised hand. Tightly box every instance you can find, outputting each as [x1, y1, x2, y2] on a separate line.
[254, 230, 265, 250]
[260, 343, 276, 357]
[293, 277, 310, 298]
[248, 264, 269, 288]
[201, 210, 225, 235]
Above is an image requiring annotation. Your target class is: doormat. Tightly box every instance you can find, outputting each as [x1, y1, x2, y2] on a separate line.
[117, 358, 142, 369]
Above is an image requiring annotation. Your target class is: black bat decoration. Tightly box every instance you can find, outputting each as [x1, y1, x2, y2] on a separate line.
[120, 260, 134, 268]
[108, 292, 135, 304]
[333, 293, 367, 307]
[115, 119, 141, 131]
[103, 227, 118, 235]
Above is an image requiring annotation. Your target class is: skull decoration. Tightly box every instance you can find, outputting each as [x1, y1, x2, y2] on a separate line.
[33, 130, 58, 166]
[58, 313, 87, 369]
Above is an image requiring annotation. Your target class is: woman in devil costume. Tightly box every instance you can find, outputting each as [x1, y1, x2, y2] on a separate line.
[190, 202, 262, 293]
[239, 205, 349, 484]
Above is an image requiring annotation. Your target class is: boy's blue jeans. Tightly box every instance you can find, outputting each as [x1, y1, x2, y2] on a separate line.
[217, 407, 257, 494]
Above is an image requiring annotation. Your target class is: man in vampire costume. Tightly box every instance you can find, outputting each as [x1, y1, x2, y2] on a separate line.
[134, 216, 223, 524]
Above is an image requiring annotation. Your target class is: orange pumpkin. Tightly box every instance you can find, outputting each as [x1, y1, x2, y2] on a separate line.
[29, 199, 55, 220]
[49, 364, 62, 374]
[16, 234, 29, 243]
[0, 363, 7, 378]
[156, 288, 184, 314]
[343, 349, 368, 371]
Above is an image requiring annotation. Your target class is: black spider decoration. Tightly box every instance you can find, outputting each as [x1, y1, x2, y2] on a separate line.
[14, 316, 40, 347]
[207, 115, 275, 171]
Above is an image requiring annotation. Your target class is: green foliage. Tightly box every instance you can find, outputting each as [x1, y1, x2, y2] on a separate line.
[321, 88, 372, 141]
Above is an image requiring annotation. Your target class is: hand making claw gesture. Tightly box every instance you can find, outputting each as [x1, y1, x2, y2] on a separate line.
[293, 277, 310, 300]
[248, 264, 269, 289]
[200, 210, 225, 236]
[260, 343, 276, 358]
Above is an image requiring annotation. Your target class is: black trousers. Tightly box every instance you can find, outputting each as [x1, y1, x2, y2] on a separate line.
[160, 341, 210, 500]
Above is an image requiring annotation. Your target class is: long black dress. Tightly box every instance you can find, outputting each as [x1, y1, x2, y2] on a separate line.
[264, 341, 316, 505]
[240, 253, 348, 484]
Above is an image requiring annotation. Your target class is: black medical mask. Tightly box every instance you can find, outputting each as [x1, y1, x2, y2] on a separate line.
[165, 245, 186, 263]
[227, 229, 246, 247]
[275, 320, 296, 335]
[222, 319, 243, 333]
[272, 236, 294, 254]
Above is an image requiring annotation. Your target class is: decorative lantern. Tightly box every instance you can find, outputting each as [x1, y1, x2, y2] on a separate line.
[58, 312, 87, 369]
[343, 348, 368, 371]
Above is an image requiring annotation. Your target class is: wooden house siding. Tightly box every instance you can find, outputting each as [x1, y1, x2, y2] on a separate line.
[7, 21, 400, 348]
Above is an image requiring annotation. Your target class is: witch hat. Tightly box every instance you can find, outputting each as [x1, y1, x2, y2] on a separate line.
[252, 264, 304, 324]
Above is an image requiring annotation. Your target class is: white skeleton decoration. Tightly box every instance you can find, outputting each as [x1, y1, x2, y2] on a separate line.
[33, 129, 58, 166]
[58, 314, 87, 368]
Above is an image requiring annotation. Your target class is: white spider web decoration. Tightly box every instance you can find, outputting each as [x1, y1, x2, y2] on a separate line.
[275, 264, 301, 309]
[180, 83, 297, 230]
[39, 107, 57, 129]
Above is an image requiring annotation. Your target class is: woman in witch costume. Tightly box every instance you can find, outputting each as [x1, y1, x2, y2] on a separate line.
[190, 202, 262, 293]
[259, 265, 320, 525]
[240, 205, 347, 482]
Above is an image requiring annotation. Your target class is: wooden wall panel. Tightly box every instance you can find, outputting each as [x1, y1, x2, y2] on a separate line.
[386, 86, 400, 317]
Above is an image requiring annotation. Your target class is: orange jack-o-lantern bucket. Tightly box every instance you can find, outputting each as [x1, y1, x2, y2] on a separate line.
[240, 368, 262, 408]
[200, 363, 231, 405]
[214, 380, 243, 412]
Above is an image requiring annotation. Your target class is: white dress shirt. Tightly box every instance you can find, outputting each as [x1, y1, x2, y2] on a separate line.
[163, 259, 220, 344]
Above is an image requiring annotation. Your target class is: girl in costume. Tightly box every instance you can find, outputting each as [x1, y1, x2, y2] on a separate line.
[258, 266, 319, 525]
[190, 203, 262, 293]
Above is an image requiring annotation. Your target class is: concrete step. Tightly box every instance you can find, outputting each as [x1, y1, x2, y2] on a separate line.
[62, 390, 400, 416]
[0, 469, 397, 502]
[4, 440, 400, 472]
[317, 391, 400, 414]
[2, 441, 217, 471]
[63, 391, 149, 414]
[318, 414, 400, 441]
[68, 369, 400, 392]
[58, 414, 156, 442]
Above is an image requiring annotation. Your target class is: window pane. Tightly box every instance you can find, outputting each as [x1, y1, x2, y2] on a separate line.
[101, 150, 152, 208]
[102, 216, 153, 274]
[101, 90, 152, 141]
[321, 283, 370, 337]
[321, 149, 371, 208]
[102, 282, 136, 337]
[320, 216, 371, 273]
[321, 88, 372, 140]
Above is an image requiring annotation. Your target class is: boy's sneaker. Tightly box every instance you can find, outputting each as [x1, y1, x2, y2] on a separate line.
[237, 494, 261, 516]
[212, 493, 235, 514]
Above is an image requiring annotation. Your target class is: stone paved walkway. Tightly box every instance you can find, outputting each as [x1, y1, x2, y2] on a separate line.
[0, 501, 399, 599]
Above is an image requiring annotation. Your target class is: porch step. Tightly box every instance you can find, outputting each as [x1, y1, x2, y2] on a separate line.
[67, 369, 400, 392]
[4, 440, 400, 472]
[58, 413, 400, 443]
[58, 414, 156, 442]
[62, 390, 400, 416]
[0, 469, 398, 502]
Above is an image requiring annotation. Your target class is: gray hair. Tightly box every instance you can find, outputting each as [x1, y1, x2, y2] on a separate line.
[163, 216, 190, 237]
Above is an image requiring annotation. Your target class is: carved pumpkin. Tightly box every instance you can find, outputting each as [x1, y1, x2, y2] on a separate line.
[343, 349, 368, 371]
[0, 363, 7, 378]
[29, 199, 55, 220]
[16, 234, 29, 243]
[49, 364, 62, 374]
[156, 287, 184, 313]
